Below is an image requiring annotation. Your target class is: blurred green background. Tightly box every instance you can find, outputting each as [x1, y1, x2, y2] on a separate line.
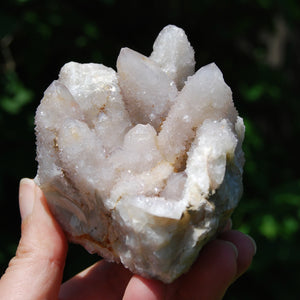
[0, 0, 299, 298]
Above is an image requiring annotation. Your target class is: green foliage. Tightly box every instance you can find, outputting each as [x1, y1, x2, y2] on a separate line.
[1, 72, 33, 114]
[0, 0, 299, 298]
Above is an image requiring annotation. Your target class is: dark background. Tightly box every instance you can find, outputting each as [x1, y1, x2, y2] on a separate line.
[1, 0, 299, 299]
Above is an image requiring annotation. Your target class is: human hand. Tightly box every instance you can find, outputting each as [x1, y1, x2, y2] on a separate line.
[0, 179, 256, 300]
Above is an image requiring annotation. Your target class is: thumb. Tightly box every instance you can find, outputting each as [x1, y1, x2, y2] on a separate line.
[0, 179, 68, 300]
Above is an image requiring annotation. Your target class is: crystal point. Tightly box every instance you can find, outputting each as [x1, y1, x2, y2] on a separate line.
[35, 25, 245, 283]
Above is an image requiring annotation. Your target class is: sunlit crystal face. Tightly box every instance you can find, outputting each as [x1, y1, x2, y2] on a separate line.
[35, 25, 245, 283]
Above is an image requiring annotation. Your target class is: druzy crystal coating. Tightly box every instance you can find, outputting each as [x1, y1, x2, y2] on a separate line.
[35, 25, 245, 283]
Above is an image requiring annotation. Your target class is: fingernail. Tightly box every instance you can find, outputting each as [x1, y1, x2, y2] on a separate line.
[19, 178, 35, 220]
[246, 234, 257, 255]
[223, 240, 239, 259]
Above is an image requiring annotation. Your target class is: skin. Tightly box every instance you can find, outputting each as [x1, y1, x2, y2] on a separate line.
[0, 179, 256, 300]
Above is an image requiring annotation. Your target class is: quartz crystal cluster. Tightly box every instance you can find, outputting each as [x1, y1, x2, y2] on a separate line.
[35, 25, 245, 283]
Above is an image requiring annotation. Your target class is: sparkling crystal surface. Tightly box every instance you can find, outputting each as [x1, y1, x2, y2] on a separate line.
[35, 25, 245, 283]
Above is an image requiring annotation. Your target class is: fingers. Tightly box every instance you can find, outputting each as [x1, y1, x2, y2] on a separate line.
[59, 260, 132, 300]
[218, 230, 256, 279]
[123, 239, 238, 300]
[60, 226, 256, 300]
[123, 229, 256, 300]
[0, 179, 68, 300]
[170, 239, 239, 300]
[0, 178, 255, 300]
[123, 275, 166, 300]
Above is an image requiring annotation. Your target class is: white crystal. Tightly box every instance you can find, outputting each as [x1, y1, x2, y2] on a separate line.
[34, 25, 245, 283]
[117, 47, 178, 130]
[150, 24, 195, 90]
